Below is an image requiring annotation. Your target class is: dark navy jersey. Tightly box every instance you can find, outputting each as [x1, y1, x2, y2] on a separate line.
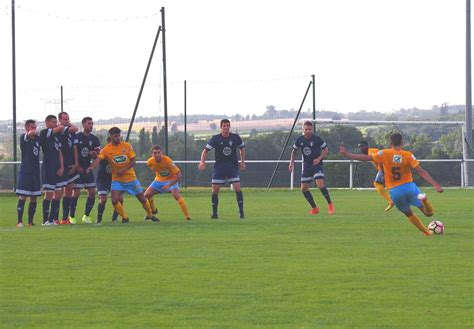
[205, 133, 245, 168]
[96, 159, 112, 182]
[57, 127, 78, 168]
[292, 134, 327, 164]
[19, 133, 40, 174]
[76, 132, 100, 170]
[39, 128, 62, 169]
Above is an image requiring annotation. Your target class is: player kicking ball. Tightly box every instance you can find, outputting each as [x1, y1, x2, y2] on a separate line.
[340, 133, 443, 236]
[87, 127, 158, 223]
[144, 145, 191, 220]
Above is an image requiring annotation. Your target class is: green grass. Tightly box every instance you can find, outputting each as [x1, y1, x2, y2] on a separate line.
[0, 189, 473, 328]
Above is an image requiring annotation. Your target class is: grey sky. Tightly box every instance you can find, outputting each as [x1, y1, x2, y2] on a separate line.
[0, 0, 467, 121]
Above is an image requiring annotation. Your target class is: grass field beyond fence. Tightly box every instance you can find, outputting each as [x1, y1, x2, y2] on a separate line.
[0, 189, 473, 328]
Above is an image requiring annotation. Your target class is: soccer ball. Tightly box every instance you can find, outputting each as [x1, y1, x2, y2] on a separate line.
[427, 220, 444, 235]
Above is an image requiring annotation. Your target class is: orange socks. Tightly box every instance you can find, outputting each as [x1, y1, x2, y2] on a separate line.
[177, 197, 190, 219]
[113, 202, 128, 220]
[141, 199, 153, 217]
[374, 182, 392, 204]
[408, 214, 430, 235]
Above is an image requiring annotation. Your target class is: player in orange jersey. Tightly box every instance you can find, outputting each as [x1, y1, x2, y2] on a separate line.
[340, 133, 443, 236]
[357, 141, 394, 211]
[144, 145, 190, 220]
[87, 127, 158, 223]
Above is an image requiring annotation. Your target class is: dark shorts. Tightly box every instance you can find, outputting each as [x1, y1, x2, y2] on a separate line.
[374, 169, 385, 184]
[74, 172, 96, 189]
[96, 178, 112, 196]
[16, 171, 42, 196]
[41, 164, 65, 191]
[301, 162, 324, 183]
[212, 165, 240, 185]
[61, 171, 80, 186]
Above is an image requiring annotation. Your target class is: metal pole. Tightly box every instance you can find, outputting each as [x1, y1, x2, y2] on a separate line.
[126, 26, 162, 142]
[60, 85, 63, 112]
[312, 74, 316, 132]
[349, 161, 353, 189]
[11, 0, 17, 191]
[161, 7, 169, 154]
[466, 0, 473, 186]
[184, 80, 187, 189]
[267, 80, 312, 189]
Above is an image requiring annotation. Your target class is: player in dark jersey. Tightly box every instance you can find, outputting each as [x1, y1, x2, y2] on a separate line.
[289, 121, 334, 215]
[96, 156, 119, 223]
[70, 117, 101, 224]
[39, 115, 65, 226]
[15, 120, 41, 228]
[57, 112, 79, 225]
[198, 119, 246, 219]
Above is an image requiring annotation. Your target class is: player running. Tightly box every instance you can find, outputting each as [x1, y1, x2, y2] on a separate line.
[144, 145, 191, 220]
[198, 119, 246, 219]
[87, 127, 158, 223]
[289, 121, 334, 215]
[39, 115, 65, 226]
[70, 117, 101, 224]
[15, 120, 41, 227]
[357, 141, 394, 211]
[340, 133, 443, 236]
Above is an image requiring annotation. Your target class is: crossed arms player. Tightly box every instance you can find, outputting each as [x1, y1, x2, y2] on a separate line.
[340, 133, 443, 236]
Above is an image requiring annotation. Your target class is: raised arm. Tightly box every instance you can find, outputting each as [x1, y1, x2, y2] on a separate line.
[339, 146, 372, 162]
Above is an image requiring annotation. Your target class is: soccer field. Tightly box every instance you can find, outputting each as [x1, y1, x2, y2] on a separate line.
[0, 189, 472, 328]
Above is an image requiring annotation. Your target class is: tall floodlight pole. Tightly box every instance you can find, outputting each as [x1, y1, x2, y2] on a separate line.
[161, 7, 169, 155]
[184, 80, 187, 189]
[466, 0, 473, 186]
[11, 0, 17, 191]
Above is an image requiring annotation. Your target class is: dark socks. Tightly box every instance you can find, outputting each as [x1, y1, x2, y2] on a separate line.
[112, 210, 119, 221]
[17, 199, 26, 223]
[85, 197, 95, 216]
[303, 191, 317, 208]
[97, 203, 105, 222]
[211, 193, 218, 217]
[70, 197, 78, 217]
[235, 191, 244, 217]
[62, 197, 71, 220]
[320, 187, 332, 204]
[42, 199, 51, 223]
[28, 202, 37, 224]
[49, 199, 60, 222]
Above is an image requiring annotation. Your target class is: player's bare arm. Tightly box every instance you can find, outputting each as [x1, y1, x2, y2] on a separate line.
[198, 149, 208, 171]
[339, 146, 372, 162]
[313, 147, 328, 165]
[414, 165, 444, 193]
[87, 156, 101, 173]
[164, 172, 182, 191]
[117, 158, 136, 176]
[289, 148, 297, 172]
[239, 148, 246, 171]
[57, 150, 64, 177]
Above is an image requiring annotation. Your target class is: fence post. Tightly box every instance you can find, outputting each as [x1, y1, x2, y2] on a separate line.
[461, 160, 465, 188]
[349, 161, 353, 189]
[290, 163, 294, 190]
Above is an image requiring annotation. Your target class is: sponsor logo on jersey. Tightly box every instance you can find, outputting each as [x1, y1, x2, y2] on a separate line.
[159, 170, 170, 177]
[114, 155, 127, 164]
[106, 164, 113, 174]
[33, 146, 39, 156]
[81, 147, 89, 157]
[393, 155, 402, 163]
[223, 147, 232, 156]
[303, 147, 312, 156]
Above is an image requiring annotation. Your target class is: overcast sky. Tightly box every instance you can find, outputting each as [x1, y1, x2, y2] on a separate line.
[0, 0, 468, 121]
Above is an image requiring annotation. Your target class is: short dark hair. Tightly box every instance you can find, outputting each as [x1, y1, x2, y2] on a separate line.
[45, 114, 57, 121]
[108, 127, 121, 135]
[220, 119, 230, 127]
[151, 145, 161, 153]
[358, 141, 368, 147]
[82, 117, 93, 124]
[25, 119, 36, 126]
[390, 133, 403, 147]
[303, 120, 313, 127]
[58, 111, 69, 119]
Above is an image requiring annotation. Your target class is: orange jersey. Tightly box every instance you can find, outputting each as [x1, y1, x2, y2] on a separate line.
[98, 141, 137, 182]
[367, 147, 381, 170]
[370, 148, 420, 189]
[147, 155, 181, 182]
